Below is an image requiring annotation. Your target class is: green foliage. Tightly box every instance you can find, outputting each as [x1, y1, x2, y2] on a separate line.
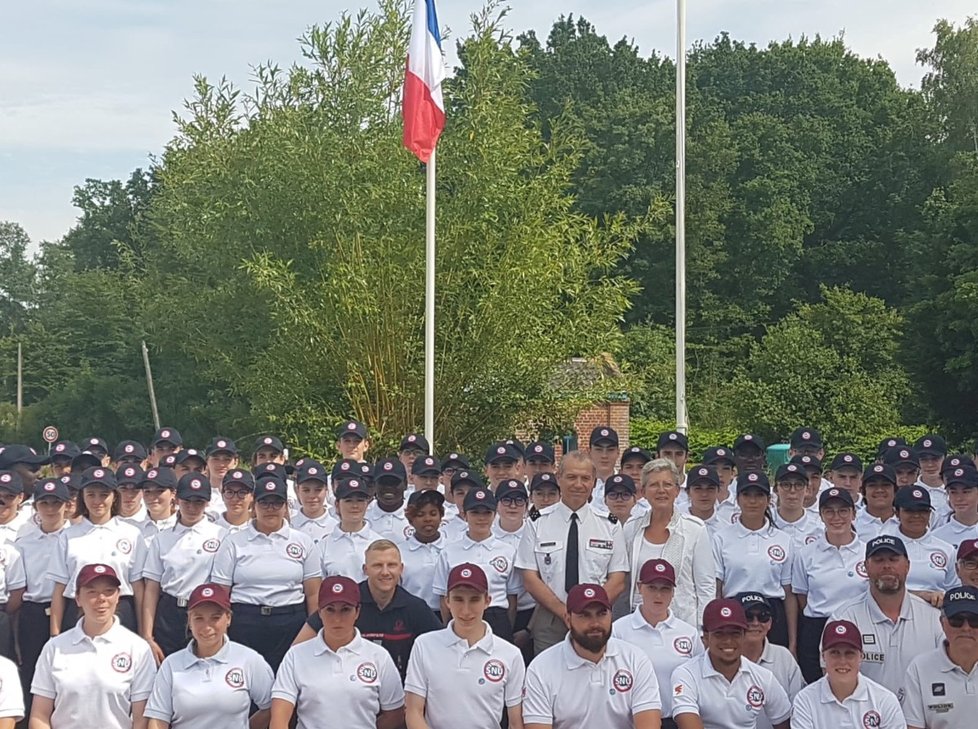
[630, 417, 741, 463]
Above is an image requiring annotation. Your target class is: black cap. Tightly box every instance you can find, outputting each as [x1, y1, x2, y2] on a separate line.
[33, 477, 71, 502]
[894, 485, 933, 511]
[336, 420, 368, 440]
[943, 454, 976, 473]
[295, 459, 329, 484]
[0, 471, 23, 496]
[71, 451, 102, 472]
[410, 455, 441, 477]
[736, 470, 771, 494]
[589, 426, 619, 447]
[485, 443, 520, 464]
[701, 446, 736, 466]
[80, 466, 118, 490]
[603, 474, 636, 496]
[253, 435, 284, 454]
[0, 444, 49, 469]
[254, 476, 288, 501]
[463, 488, 497, 512]
[141, 467, 178, 491]
[944, 465, 978, 489]
[205, 436, 238, 457]
[450, 470, 484, 491]
[60, 473, 82, 492]
[657, 431, 689, 452]
[115, 465, 144, 488]
[736, 591, 772, 611]
[441, 452, 470, 470]
[525, 441, 556, 463]
[914, 434, 948, 457]
[331, 458, 372, 483]
[407, 488, 445, 509]
[775, 463, 808, 482]
[151, 427, 182, 447]
[374, 458, 408, 483]
[620, 446, 653, 465]
[112, 440, 147, 462]
[50, 441, 80, 462]
[334, 477, 370, 500]
[504, 438, 526, 457]
[883, 447, 919, 469]
[81, 437, 109, 456]
[687, 465, 720, 488]
[223, 469, 255, 491]
[177, 473, 212, 501]
[399, 433, 430, 453]
[733, 434, 765, 452]
[255, 463, 289, 483]
[862, 463, 897, 486]
[175, 448, 206, 466]
[943, 585, 978, 617]
[789, 454, 822, 472]
[529, 472, 560, 492]
[829, 453, 863, 472]
[495, 479, 529, 501]
[877, 437, 907, 457]
[789, 427, 823, 449]
[866, 534, 908, 558]
[160, 454, 179, 468]
[819, 487, 855, 509]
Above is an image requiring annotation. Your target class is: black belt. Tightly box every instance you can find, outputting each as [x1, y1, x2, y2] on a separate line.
[231, 602, 306, 616]
[23, 601, 52, 616]
[160, 592, 190, 608]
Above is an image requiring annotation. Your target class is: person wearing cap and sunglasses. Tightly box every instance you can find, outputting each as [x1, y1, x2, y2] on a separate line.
[144, 583, 274, 729]
[271, 575, 404, 729]
[903, 584, 978, 728]
[671, 597, 791, 729]
[956, 538, 978, 587]
[523, 583, 661, 729]
[31, 563, 156, 729]
[210, 475, 320, 672]
[48, 467, 147, 634]
[141, 474, 228, 661]
[888, 485, 955, 606]
[790, 619, 903, 729]
[831, 534, 943, 694]
[405, 563, 526, 729]
[612, 559, 702, 729]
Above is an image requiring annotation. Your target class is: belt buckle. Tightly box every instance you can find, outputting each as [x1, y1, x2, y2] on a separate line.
[44, 607, 51, 617]
[177, 598, 188, 608]
[260, 606, 272, 616]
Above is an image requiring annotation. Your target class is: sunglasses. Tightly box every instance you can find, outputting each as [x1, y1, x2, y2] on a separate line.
[947, 614, 978, 629]
[745, 611, 773, 623]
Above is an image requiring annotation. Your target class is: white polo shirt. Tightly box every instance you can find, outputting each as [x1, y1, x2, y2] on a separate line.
[791, 674, 903, 729]
[318, 523, 383, 581]
[272, 629, 404, 729]
[404, 622, 525, 729]
[831, 592, 943, 694]
[516, 501, 628, 603]
[432, 533, 519, 608]
[291, 510, 338, 545]
[855, 511, 899, 540]
[0, 509, 30, 546]
[670, 653, 792, 729]
[118, 504, 148, 528]
[140, 518, 226, 600]
[47, 517, 147, 598]
[366, 502, 413, 543]
[492, 522, 535, 611]
[441, 514, 468, 543]
[771, 509, 821, 543]
[931, 518, 978, 552]
[902, 642, 978, 728]
[210, 523, 319, 606]
[0, 543, 24, 605]
[14, 522, 66, 603]
[712, 521, 793, 598]
[0, 655, 23, 722]
[612, 609, 702, 718]
[213, 514, 249, 535]
[879, 527, 956, 593]
[753, 640, 806, 729]
[792, 532, 868, 618]
[144, 637, 274, 729]
[400, 534, 446, 611]
[140, 514, 178, 546]
[523, 636, 661, 728]
[31, 618, 156, 729]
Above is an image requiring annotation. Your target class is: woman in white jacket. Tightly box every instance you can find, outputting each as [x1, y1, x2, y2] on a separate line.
[623, 459, 715, 627]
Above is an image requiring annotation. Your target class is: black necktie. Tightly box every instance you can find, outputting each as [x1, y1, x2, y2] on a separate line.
[565, 512, 580, 593]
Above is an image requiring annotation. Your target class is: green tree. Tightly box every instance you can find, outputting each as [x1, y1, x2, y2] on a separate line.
[918, 17, 978, 155]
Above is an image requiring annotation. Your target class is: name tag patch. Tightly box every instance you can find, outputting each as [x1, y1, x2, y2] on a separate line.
[588, 539, 613, 550]
[932, 683, 946, 696]
[862, 633, 876, 645]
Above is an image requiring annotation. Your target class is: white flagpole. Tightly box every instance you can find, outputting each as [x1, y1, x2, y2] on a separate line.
[675, 0, 689, 435]
[424, 149, 436, 453]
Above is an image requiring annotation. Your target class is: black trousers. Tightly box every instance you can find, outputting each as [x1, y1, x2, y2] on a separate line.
[798, 614, 828, 684]
[18, 601, 50, 717]
[484, 606, 514, 643]
[514, 607, 534, 666]
[155, 593, 190, 657]
[0, 610, 12, 662]
[62, 595, 137, 632]
[661, 719, 678, 729]
[228, 603, 307, 672]
[766, 596, 788, 648]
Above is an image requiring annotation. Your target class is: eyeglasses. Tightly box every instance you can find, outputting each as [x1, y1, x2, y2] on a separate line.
[959, 559, 978, 570]
[947, 614, 978, 629]
[500, 497, 527, 507]
[606, 492, 634, 502]
[777, 483, 808, 492]
[820, 508, 853, 518]
[256, 499, 286, 509]
[745, 611, 773, 623]
[222, 489, 251, 500]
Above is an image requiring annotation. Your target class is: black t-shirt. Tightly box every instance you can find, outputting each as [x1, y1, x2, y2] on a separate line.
[306, 581, 443, 680]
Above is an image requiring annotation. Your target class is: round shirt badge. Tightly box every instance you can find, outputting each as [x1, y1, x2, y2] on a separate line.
[584, 588, 595, 598]
[612, 669, 634, 693]
[202, 539, 220, 553]
[930, 552, 947, 569]
[767, 545, 786, 563]
[490, 556, 509, 573]
[403, 525, 415, 539]
[285, 543, 304, 560]
[746, 685, 765, 708]
[225, 668, 245, 689]
[483, 659, 506, 683]
[116, 539, 132, 555]
[856, 560, 868, 577]
[111, 653, 132, 673]
[332, 583, 344, 594]
[673, 637, 693, 655]
[720, 607, 732, 618]
[356, 662, 378, 684]
[863, 710, 881, 728]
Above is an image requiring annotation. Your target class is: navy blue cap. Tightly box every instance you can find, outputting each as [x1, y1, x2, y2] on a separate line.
[0, 471, 23, 495]
[151, 428, 182, 447]
[295, 459, 329, 484]
[790, 454, 822, 472]
[789, 427, 823, 449]
[701, 446, 735, 466]
[80, 466, 118, 490]
[914, 434, 947, 456]
[407, 488, 445, 508]
[410, 455, 441, 476]
[177, 473, 212, 501]
[687, 465, 720, 488]
[943, 586, 978, 617]
[331, 458, 371, 482]
[441, 452, 470, 470]
[775, 463, 808, 482]
[604, 473, 636, 495]
[175, 448, 206, 465]
[529, 472, 560, 491]
[206, 436, 238, 457]
[399, 433, 430, 453]
[504, 439, 526, 457]
[866, 534, 908, 558]
[34, 477, 71, 502]
[375, 458, 407, 483]
[944, 465, 978, 489]
[736, 470, 771, 494]
[255, 462, 289, 483]
[112, 440, 147, 462]
[222, 469, 255, 491]
[884, 447, 919, 469]
[60, 473, 82, 492]
[463, 488, 497, 512]
[589, 426, 619, 447]
[830, 453, 862, 472]
[943, 454, 976, 473]
[335, 477, 370, 500]
[736, 591, 772, 610]
[657, 431, 689, 452]
[160, 454, 179, 468]
[894, 485, 933, 510]
[450, 470, 484, 491]
[81, 437, 109, 456]
[253, 435, 284, 453]
[733, 434, 765, 452]
[877, 437, 907, 457]
[525, 441, 556, 463]
[71, 451, 102, 472]
[336, 420, 368, 440]
[620, 446, 653, 465]
[115, 465, 144, 488]
[0, 444, 49, 468]
[254, 476, 288, 501]
[141, 467, 177, 491]
[50, 441, 80, 461]
[485, 443, 520, 464]
[495, 479, 529, 501]
[819, 487, 855, 508]
[863, 463, 897, 486]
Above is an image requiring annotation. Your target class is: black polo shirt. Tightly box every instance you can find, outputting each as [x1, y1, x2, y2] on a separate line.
[306, 580, 443, 680]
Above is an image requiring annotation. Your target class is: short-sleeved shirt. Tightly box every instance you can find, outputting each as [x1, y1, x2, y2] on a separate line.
[855, 511, 899, 540]
[140, 518, 226, 599]
[516, 501, 629, 603]
[210, 523, 319, 606]
[754, 641, 806, 729]
[670, 652, 792, 729]
[140, 514, 178, 546]
[272, 630, 404, 729]
[771, 510, 821, 543]
[365, 502, 413, 543]
[432, 533, 519, 607]
[877, 528, 955, 593]
[0, 655, 24, 721]
[902, 643, 978, 728]
[318, 524, 383, 580]
[404, 622, 525, 729]
[612, 609, 702, 717]
[792, 532, 868, 618]
[13, 522, 67, 602]
[31, 618, 157, 729]
[791, 674, 904, 729]
[0, 542, 24, 604]
[492, 522, 535, 611]
[47, 517, 147, 598]
[930, 518, 978, 554]
[712, 520, 794, 598]
[144, 637, 273, 728]
[399, 534, 446, 611]
[290, 510, 338, 545]
[522, 636, 661, 728]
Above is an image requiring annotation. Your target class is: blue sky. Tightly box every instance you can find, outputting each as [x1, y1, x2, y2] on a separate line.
[1, 0, 974, 245]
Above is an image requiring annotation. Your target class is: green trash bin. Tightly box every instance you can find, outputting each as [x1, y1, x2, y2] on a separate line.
[766, 443, 790, 469]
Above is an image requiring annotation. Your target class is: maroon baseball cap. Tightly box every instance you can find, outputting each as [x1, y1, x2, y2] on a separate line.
[566, 583, 612, 613]
[188, 583, 231, 611]
[76, 563, 121, 591]
[638, 558, 676, 586]
[821, 620, 862, 651]
[447, 563, 489, 593]
[958, 539, 978, 562]
[702, 598, 748, 632]
[318, 576, 361, 609]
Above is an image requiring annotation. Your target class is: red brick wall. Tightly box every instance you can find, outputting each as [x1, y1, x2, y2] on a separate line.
[552, 400, 630, 464]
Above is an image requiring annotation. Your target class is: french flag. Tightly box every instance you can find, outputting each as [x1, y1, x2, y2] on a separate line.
[402, 0, 446, 163]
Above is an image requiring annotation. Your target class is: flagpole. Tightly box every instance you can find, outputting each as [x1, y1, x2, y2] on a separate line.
[424, 148, 436, 453]
[675, 0, 689, 435]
